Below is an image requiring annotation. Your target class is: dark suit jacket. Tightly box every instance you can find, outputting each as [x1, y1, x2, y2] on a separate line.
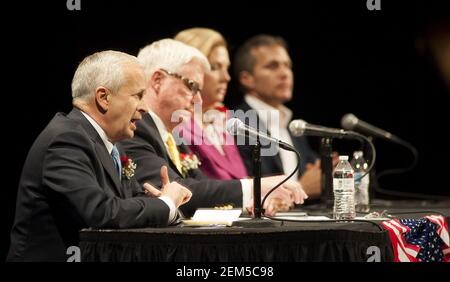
[7, 109, 170, 261]
[118, 113, 243, 217]
[234, 101, 318, 177]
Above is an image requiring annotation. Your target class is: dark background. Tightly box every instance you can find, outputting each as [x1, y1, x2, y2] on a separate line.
[2, 0, 450, 260]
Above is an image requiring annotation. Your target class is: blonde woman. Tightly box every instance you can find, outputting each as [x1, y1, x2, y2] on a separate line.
[174, 28, 249, 180]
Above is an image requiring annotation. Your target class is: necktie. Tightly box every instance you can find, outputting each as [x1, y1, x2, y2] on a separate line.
[166, 133, 182, 174]
[111, 145, 122, 179]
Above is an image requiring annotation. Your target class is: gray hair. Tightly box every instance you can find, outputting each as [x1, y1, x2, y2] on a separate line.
[71, 50, 140, 101]
[137, 39, 210, 80]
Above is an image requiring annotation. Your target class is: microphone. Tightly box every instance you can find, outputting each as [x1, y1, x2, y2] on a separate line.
[289, 119, 354, 138]
[340, 113, 402, 143]
[226, 118, 294, 151]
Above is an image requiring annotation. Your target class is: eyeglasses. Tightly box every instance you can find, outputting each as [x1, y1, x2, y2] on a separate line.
[160, 68, 202, 96]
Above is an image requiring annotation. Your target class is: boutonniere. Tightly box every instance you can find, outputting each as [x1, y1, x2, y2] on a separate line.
[179, 153, 201, 176]
[120, 156, 137, 180]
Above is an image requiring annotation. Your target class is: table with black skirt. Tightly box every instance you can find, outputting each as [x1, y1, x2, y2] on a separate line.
[79, 199, 450, 262]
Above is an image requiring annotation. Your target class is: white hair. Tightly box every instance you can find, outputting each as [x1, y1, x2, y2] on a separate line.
[71, 50, 140, 101]
[137, 38, 210, 80]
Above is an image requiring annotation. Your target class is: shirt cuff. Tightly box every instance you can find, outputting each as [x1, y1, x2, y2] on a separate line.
[239, 178, 253, 212]
[159, 196, 177, 223]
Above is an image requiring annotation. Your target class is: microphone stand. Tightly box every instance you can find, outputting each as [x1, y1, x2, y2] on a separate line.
[320, 137, 333, 209]
[252, 136, 262, 219]
[364, 136, 377, 201]
[234, 134, 282, 228]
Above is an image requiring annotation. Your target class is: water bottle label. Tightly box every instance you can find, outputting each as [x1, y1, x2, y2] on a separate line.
[333, 178, 354, 191]
[354, 171, 370, 210]
[354, 172, 369, 187]
[354, 172, 362, 186]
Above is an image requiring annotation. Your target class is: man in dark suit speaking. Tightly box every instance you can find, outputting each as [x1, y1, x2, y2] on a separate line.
[7, 50, 192, 261]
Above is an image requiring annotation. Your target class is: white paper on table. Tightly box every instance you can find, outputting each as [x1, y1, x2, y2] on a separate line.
[271, 215, 332, 221]
[275, 212, 308, 217]
[182, 209, 242, 226]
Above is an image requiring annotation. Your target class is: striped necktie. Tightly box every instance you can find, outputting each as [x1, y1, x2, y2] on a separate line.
[111, 145, 122, 179]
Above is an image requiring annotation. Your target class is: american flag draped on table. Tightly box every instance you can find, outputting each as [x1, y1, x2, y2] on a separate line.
[382, 215, 450, 262]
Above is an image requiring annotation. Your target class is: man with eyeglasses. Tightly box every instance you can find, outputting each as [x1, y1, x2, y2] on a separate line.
[119, 39, 308, 217]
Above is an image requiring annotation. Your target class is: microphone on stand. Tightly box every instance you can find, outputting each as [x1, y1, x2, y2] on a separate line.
[226, 118, 295, 151]
[289, 119, 377, 208]
[340, 113, 402, 143]
[289, 119, 357, 138]
[341, 113, 425, 199]
[227, 118, 301, 221]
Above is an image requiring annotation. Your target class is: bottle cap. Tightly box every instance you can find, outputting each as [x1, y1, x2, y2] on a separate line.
[339, 155, 349, 161]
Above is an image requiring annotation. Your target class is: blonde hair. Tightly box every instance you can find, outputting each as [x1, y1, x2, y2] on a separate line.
[174, 27, 227, 57]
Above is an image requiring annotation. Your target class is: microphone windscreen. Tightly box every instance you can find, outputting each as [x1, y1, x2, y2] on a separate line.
[289, 119, 307, 136]
[341, 113, 358, 130]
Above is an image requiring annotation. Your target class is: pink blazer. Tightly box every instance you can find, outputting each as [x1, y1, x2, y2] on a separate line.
[178, 119, 248, 180]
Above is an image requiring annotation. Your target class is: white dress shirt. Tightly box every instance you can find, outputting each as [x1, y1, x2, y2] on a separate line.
[81, 111, 177, 223]
[245, 95, 299, 180]
[202, 110, 226, 155]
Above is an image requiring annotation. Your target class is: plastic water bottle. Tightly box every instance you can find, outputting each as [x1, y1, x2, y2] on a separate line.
[350, 151, 370, 213]
[333, 155, 355, 220]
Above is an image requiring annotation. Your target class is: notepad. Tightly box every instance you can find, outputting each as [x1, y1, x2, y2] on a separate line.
[182, 209, 242, 226]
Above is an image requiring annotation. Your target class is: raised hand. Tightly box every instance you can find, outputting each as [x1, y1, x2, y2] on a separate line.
[143, 166, 192, 207]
